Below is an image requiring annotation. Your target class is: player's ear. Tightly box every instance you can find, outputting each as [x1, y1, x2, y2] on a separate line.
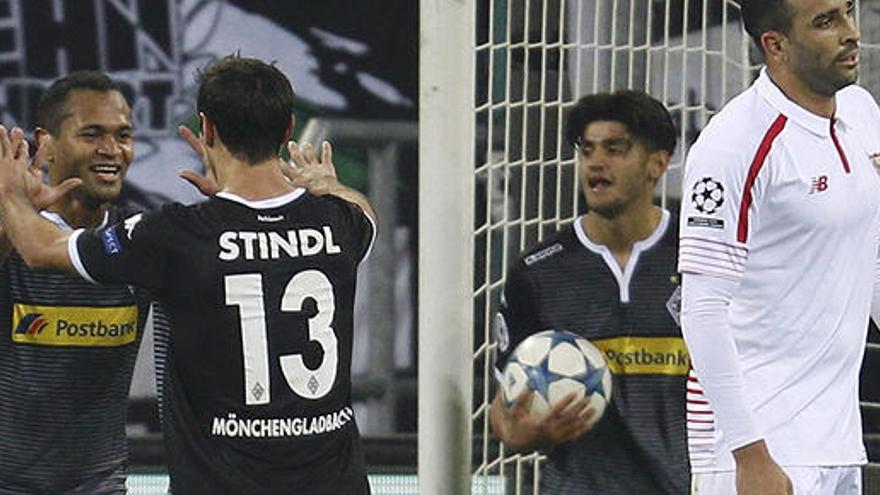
[199, 112, 215, 147]
[34, 127, 54, 164]
[282, 115, 295, 143]
[761, 31, 789, 64]
[646, 149, 669, 182]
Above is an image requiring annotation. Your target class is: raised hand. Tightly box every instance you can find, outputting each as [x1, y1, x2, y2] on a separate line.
[0, 126, 81, 208]
[18, 131, 81, 210]
[177, 125, 220, 196]
[282, 140, 338, 195]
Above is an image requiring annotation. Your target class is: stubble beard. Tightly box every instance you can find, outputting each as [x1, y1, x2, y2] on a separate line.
[794, 47, 859, 97]
[586, 197, 627, 220]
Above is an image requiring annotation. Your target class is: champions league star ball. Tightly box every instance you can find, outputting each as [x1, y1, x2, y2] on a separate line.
[501, 330, 612, 427]
[691, 177, 725, 215]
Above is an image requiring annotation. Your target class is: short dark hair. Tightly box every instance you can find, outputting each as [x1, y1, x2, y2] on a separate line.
[740, 0, 794, 51]
[35, 71, 121, 135]
[565, 90, 677, 155]
[196, 55, 295, 164]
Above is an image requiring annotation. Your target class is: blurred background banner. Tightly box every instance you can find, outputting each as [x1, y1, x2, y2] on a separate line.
[0, 0, 420, 453]
[0, 0, 417, 207]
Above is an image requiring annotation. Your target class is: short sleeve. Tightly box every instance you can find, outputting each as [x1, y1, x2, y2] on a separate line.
[71, 210, 167, 289]
[679, 142, 755, 282]
[334, 199, 376, 263]
[493, 262, 541, 379]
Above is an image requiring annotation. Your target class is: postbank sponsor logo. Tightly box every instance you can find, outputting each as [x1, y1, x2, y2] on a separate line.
[12, 304, 138, 347]
[591, 336, 689, 376]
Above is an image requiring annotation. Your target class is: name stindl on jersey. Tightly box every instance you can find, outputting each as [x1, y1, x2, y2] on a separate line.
[502, 330, 612, 427]
[218, 226, 341, 261]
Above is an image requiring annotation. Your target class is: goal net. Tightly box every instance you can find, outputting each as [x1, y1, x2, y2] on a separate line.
[419, 0, 880, 493]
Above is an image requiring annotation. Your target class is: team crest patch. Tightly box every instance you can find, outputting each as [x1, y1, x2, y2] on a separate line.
[691, 177, 724, 215]
[666, 285, 681, 327]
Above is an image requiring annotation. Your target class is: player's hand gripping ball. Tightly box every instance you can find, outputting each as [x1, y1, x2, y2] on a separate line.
[502, 330, 612, 427]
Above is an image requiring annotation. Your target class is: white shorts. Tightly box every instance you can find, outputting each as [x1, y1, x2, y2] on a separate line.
[691, 466, 861, 495]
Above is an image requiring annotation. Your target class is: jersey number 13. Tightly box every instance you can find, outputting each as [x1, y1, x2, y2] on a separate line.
[225, 270, 338, 405]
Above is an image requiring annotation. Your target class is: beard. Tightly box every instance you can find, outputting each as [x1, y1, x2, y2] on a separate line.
[585, 198, 627, 219]
[793, 44, 859, 97]
[800, 64, 857, 97]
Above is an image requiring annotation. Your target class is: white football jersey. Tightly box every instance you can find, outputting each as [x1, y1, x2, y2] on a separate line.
[679, 68, 880, 471]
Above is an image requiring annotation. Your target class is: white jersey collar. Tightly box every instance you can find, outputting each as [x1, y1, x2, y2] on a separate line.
[755, 67, 851, 137]
[573, 208, 670, 303]
[215, 188, 307, 209]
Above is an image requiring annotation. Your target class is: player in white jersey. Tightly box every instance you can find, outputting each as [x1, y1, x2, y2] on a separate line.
[679, 0, 880, 493]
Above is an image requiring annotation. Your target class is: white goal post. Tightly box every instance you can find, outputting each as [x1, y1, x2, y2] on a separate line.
[418, 1, 476, 494]
[419, 1, 880, 493]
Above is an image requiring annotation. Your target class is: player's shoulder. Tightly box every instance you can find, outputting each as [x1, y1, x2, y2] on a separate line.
[302, 192, 368, 219]
[115, 201, 204, 240]
[107, 204, 142, 223]
[296, 193, 374, 242]
[148, 201, 198, 225]
[697, 89, 778, 147]
[658, 207, 680, 248]
[515, 224, 580, 271]
[688, 88, 781, 174]
[838, 84, 880, 126]
[837, 83, 875, 106]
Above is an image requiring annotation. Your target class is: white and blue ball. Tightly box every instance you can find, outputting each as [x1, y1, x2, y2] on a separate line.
[501, 330, 612, 427]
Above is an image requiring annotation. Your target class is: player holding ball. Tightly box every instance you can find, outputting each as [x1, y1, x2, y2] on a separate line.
[490, 90, 688, 494]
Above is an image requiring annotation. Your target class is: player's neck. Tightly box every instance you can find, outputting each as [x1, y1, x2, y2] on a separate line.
[767, 65, 836, 118]
[218, 158, 296, 201]
[582, 202, 662, 268]
[46, 195, 108, 229]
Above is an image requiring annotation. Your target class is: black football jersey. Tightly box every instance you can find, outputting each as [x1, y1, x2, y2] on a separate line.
[495, 210, 689, 494]
[74, 190, 374, 494]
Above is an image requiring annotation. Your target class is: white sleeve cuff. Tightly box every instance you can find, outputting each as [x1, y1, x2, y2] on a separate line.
[681, 272, 762, 452]
[360, 209, 377, 263]
[67, 229, 98, 285]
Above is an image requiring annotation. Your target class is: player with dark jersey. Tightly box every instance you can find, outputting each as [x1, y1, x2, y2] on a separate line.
[0, 57, 376, 494]
[496, 210, 686, 493]
[0, 72, 154, 494]
[490, 91, 689, 494]
[73, 190, 374, 492]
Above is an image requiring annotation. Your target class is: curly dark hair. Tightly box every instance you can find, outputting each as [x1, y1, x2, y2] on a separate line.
[564, 90, 677, 155]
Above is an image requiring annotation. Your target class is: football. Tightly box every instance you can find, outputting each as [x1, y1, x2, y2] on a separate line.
[501, 330, 612, 427]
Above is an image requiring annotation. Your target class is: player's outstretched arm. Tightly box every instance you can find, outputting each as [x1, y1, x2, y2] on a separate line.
[284, 140, 378, 225]
[0, 126, 77, 272]
[488, 388, 593, 452]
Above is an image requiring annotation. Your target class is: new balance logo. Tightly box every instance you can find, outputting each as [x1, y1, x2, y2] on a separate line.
[870, 152, 880, 170]
[810, 175, 829, 194]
